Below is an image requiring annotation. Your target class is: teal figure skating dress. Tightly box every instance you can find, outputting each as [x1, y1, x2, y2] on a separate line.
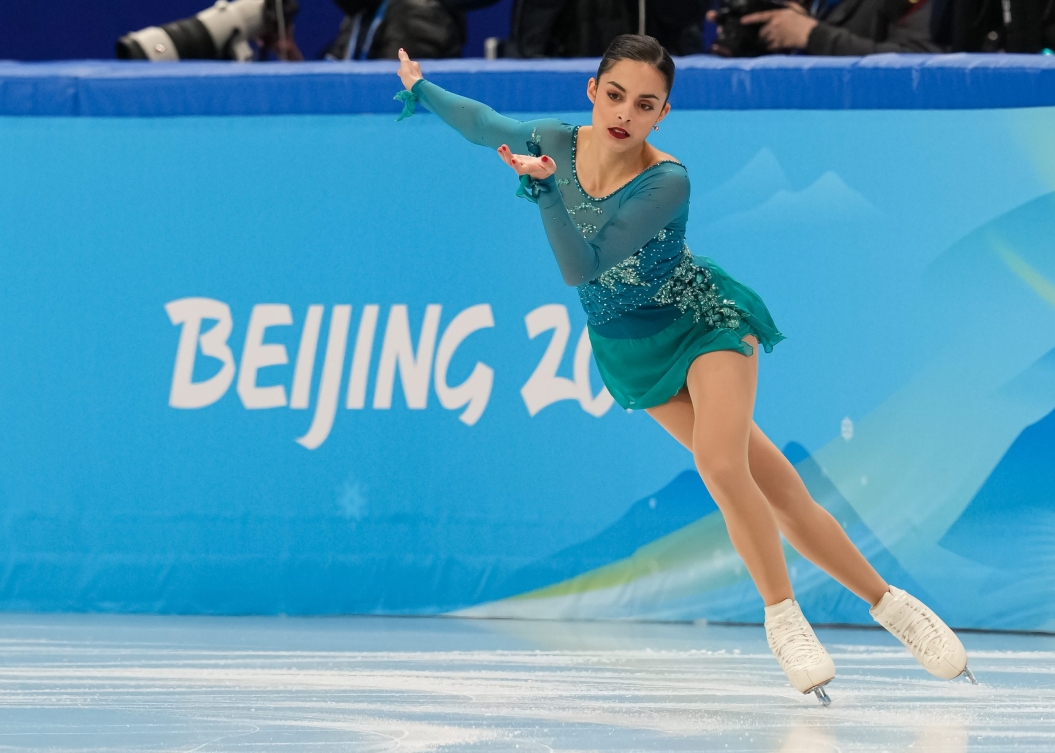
[397, 79, 784, 410]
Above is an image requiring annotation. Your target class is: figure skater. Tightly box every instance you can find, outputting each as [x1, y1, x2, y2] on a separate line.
[394, 35, 976, 704]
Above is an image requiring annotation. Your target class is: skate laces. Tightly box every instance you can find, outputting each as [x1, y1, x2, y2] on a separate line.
[884, 597, 949, 664]
[768, 608, 827, 667]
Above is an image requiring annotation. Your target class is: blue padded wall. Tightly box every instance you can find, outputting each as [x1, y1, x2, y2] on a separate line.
[1, 57, 1054, 629]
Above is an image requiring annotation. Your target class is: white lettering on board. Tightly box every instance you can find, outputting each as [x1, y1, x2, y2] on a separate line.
[164, 300, 611, 449]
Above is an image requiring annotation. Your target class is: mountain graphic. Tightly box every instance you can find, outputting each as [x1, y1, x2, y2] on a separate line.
[706, 171, 883, 237]
[471, 470, 719, 604]
[936, 345, 1055, 624]
[696, 147, 792, 222]
[460, 444, 926, 625]
[940, 399, 1055, 566]
[926, 191, 1055, 283]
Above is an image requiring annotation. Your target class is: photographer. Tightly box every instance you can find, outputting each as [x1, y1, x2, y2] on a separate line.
[328, 0, 493, 60]
[509, 0, 708, 57]
[713, 0, 943, 56]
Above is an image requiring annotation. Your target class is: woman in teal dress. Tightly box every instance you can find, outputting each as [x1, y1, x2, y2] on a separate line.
[394, 36, 974, 703]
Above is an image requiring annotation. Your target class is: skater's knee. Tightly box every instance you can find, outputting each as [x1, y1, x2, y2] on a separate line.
[694, 451, 750, 497]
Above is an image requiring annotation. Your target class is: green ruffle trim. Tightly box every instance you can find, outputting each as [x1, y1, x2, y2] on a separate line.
[515, 174, 544, 204]
[393, 89, 417, 122]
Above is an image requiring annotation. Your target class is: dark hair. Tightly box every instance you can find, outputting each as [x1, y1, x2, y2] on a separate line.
[596, 34, 675, 99]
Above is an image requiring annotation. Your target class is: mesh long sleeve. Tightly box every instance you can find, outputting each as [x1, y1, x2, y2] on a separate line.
[412, 79, 556, 153]
[535, 166, 690, 286]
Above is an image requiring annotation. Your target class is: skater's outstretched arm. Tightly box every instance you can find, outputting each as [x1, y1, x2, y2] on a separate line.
[396, 49, 557, 153]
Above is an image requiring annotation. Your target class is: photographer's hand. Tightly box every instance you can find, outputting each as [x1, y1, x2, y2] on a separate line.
[397, 48, 423, 90]
[741, 5, 818, 51]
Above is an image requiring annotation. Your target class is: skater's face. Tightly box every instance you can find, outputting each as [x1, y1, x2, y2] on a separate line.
[587, 60, 671, 153]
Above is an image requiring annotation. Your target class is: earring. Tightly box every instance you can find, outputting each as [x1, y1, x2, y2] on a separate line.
[652, 124, 660, 132]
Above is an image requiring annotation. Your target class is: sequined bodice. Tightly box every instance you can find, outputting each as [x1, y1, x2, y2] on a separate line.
[577, 228, 687, 326]
[543, 127, 738, 335]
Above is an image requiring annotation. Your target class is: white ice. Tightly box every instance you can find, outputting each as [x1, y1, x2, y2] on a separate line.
[0, 613, 1051, 751]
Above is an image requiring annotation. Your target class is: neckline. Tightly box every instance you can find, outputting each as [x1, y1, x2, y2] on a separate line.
[570, 125, 684, 202]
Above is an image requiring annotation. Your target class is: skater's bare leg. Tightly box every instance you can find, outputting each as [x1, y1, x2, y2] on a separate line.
[682, 337, 793, 606]
[648, 341, 967, 689]
[747, 426, 890, 606]
[648, 363, 888, 606]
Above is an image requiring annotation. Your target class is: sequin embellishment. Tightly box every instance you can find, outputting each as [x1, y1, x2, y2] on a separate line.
[569, 202, 603, 216]
[653, 248, 741, 329]
[596, 252, 647, 291]
[527, 129, 542, 157]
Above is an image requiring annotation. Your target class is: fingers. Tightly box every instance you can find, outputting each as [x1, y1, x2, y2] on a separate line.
[497, 145, 524, 172]
[497, 144, 515, 168]
[497, 145, 526, 173]
[740, 10, 776, 24]
[398, 48, 409, 62]
[496, 146, 557, 178]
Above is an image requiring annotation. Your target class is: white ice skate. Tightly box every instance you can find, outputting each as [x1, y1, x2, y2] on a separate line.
[765, 599, 836, 705]
[870, 586, 978, 684]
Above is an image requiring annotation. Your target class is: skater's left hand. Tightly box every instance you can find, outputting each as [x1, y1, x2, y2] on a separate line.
[397, 48, 422, 90]
[496, 144, 557, 180]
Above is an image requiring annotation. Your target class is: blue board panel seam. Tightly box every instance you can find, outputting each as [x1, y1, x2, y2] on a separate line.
[1, 54, 1055, 116]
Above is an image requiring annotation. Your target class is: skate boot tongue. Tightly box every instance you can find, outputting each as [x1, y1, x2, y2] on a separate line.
[764, 600, 835, 701]
[870, 586, 971, 681]
[764, 598, 796, 619]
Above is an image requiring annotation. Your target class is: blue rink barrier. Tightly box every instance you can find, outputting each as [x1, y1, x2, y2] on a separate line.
[1, 57, 1054, 630]
[2, 55, 1055, 116]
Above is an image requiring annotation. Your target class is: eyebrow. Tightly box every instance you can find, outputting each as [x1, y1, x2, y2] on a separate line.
[606, 81, 660, 100]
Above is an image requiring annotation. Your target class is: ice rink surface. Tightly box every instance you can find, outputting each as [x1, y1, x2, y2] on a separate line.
[0, 614, 1052, 752]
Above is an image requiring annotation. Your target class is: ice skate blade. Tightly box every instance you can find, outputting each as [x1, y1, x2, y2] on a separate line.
[809, 681, 832, 706]
[960, 666, 978, 685]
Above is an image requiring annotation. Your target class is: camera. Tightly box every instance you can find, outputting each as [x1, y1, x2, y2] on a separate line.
[714, 0, 795, 56]
[116, 0, 299, 62]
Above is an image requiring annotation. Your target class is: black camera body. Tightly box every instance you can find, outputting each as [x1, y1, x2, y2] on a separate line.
[715, 0, 793, 56]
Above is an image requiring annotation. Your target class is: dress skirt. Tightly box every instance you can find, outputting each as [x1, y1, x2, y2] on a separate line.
[588, 256, 785, 411]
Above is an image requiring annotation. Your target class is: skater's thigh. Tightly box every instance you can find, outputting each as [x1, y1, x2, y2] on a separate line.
[685, 336, 759, 457]
[647, 335, 760, 456]
[646, 389, 693, 450]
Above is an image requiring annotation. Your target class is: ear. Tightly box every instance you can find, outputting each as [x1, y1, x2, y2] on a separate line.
[655, 100, 671, 124]
[587, 77, 597, 104]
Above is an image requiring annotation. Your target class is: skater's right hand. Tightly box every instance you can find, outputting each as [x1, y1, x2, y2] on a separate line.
[397, 48, 422, 91]
[496, 144, 557, 180]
